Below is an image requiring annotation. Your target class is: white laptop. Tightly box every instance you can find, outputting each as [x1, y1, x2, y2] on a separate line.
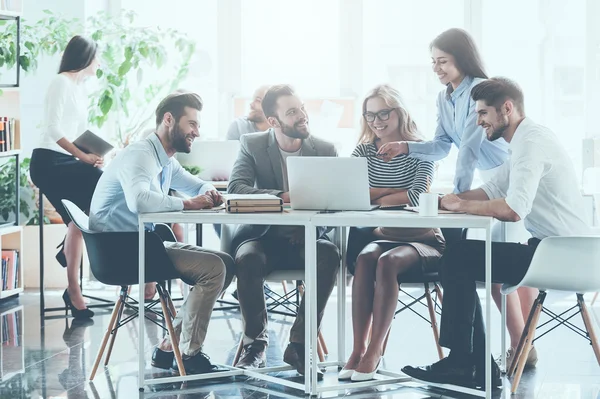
[287, 157, 376, 211]
[177, 140, 240, 181]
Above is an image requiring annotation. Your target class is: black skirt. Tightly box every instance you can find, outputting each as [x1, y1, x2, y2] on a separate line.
[30, 148, 103, 225]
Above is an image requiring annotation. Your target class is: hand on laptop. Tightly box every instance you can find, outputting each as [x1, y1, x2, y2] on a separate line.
[440, 194, 462, 211]
[376, 141, 408, 162]
[206, 190, 224, 206]
[183, 194, 214, 210]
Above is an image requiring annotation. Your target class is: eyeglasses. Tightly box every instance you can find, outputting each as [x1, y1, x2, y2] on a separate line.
[363, 108, 395, 123]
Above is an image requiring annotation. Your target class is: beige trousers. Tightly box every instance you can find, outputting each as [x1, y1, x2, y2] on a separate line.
[164, 242, 235, 356]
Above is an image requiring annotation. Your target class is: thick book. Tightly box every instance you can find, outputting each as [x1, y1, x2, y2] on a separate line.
[73, 130, 114, 156]
[225, 193, 283, 207]
[227, 205, 283, 213]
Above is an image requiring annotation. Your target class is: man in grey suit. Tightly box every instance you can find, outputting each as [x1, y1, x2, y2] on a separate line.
[228, 85, 340, 378]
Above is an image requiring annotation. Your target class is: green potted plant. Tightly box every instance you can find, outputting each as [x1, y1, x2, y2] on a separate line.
[0, 157, 37, 225]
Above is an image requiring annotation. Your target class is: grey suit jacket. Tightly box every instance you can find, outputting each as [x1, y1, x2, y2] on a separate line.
[227, 129, 338, 252]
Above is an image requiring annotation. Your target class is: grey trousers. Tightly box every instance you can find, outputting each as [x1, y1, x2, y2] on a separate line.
[164, 242, 235, 356]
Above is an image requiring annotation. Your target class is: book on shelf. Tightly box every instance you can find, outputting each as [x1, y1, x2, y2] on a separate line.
[0, 116, 16, 152]
[224, 193, 283, 207]
[1, 250, 19, 291]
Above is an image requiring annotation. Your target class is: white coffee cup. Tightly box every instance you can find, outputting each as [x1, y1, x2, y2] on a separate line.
[419, 193, 439, 217]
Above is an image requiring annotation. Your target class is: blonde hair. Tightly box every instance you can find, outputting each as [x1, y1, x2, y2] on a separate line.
[358, 84, 424, 144]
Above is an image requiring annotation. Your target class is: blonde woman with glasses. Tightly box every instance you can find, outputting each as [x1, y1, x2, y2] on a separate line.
[341, 85, 445, 381]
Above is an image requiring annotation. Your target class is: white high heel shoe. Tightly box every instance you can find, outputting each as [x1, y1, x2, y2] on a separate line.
[338, 367, 355, 380]
[351, 358, 382, 382]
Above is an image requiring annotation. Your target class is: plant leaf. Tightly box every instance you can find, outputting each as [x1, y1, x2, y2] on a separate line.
[118, 59, 132, 76]
[100, 92, 113, 115]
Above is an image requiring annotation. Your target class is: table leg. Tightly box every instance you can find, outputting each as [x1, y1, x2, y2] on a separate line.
[138, 221, 146, 391]
[304, 225, 318, 395]
[336, 226, 347, 365]
[485, 222, 493, 399]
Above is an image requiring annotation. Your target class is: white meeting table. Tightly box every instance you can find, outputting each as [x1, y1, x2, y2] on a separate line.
[137, 209, 497, 398]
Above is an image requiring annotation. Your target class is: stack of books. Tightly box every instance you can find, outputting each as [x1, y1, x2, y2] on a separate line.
[225, 194, 284, 213]
[0, 117, 16, 152]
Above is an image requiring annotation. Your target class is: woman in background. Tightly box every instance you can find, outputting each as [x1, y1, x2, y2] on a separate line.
[340, 85, 445, 381]
[30, 36, 102, 319]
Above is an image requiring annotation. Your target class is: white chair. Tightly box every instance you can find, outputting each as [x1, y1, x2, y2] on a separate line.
[220, 224, 329, 365]
[501, 236, 600, 394]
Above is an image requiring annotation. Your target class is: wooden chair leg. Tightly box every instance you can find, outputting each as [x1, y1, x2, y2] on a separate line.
[161, 285, 181, 349]
[578, 294, 600, 366]
[104, 288, 128, 366]
[318, 332, 329, 355]
[508, 292, 545, 377]
[591, 292, 599, 307]
[282, 280, 288, 294]
[511, 299, 543, 394]
[89, 293, 124, 380]
[232, 336, 244, 366]
[158, 288, 186, 376]
[425, 286, 444, 360]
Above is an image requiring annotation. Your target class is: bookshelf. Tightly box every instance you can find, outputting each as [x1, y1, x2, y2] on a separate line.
[0, 4, 22, 300]
[0, 305, 24, 380]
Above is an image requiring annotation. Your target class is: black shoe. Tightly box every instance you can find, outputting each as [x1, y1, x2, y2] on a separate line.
[56, 237, 67, 268]
[283, 342, 324, 381]
[62, 289, 94, 319]
[402, 356, 477, 387]
[474, 358, 503, 389]
[151, 347, 174, 370]
[235, 341, 267, 369]
[171, 351, 223, 375]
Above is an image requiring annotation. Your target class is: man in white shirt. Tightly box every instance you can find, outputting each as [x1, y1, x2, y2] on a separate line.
[402, 77, 590, 388]
[226, 85, 271, 140]
[90, 92, 235, 375]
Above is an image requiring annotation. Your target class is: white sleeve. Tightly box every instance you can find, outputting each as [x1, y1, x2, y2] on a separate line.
[44, 77, 71, 142]
[117, 148, 184, 214]
[479, 161, 511, 200]
[504, 143, 546, 220]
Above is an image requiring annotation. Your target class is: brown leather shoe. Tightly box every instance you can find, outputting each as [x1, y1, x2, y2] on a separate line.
[235, 341, 267, 369]
[283, 342, 324, 380]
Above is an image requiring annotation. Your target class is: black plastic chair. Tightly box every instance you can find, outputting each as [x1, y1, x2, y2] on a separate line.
[381, 228, 466, 359]
[61, 200, 191, 379]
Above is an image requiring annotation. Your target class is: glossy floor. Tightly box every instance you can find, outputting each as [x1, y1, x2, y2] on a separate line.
[0, 287, 598, 399]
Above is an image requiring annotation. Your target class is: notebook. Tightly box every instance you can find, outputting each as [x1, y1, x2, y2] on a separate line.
[73, 130, 114, 157]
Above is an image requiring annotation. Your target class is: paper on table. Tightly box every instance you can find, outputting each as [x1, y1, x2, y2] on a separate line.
[404, 206, 465, 214]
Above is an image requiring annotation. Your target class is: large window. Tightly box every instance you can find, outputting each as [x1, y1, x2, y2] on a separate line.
[114, 0, 595, 188]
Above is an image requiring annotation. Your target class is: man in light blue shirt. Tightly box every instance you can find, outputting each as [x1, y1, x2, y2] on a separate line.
[90, 92, 234, 375]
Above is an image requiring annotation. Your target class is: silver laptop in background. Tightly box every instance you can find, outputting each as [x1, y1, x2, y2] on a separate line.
[177, 140, 241, 181]
[287, 156, 375, 211]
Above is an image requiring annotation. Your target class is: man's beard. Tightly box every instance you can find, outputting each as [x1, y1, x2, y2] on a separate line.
[171, 123, 191, 153]
[487, 116, 509, 142]
[280, 119, 310, 139]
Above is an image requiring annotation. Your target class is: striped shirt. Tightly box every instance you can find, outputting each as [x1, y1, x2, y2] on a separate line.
[351, 142, 435, 206]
